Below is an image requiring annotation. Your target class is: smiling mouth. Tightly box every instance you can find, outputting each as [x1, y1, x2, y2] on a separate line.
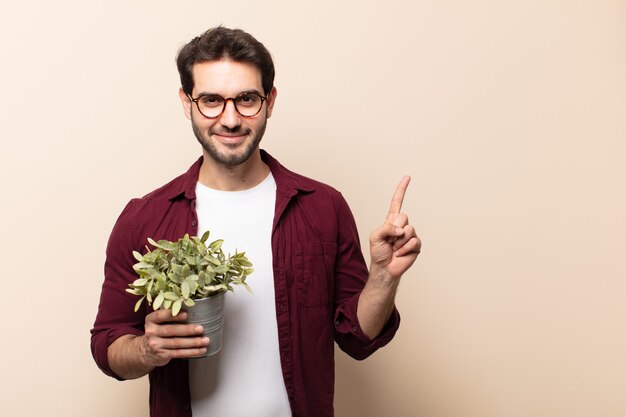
[216, 133, 246, 138]
[212, 131, 249, 145]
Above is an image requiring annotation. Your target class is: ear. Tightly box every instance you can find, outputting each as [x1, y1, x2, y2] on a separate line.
[179, 88, 192, 120]
[265, 87, 278, 119]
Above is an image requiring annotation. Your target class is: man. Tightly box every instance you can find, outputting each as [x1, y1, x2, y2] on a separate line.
[91, 26, 420, 417]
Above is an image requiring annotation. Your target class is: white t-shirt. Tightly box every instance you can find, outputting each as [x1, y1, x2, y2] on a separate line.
[189, 173, 291, 417]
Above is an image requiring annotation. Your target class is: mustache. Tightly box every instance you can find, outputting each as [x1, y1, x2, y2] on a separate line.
[210, 126, 251, 135]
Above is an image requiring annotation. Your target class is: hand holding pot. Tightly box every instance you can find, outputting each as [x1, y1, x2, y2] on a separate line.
[142, 309, 210, 366]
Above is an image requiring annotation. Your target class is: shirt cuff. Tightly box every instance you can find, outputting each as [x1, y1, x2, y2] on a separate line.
[333, 293, 400, 359]
[91, 327, 144, 380]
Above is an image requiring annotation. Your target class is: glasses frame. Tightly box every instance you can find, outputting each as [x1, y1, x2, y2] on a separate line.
[188, 92, 267, 119]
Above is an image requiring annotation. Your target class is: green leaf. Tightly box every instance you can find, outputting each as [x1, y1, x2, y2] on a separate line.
[171, 263, 182, 276]
[132, 262, 153, 270]
[164, 291, 179, 301]
[200, 230, 210, 243]
[216, 265, 229, 274]
[205, 284, 228, 293]
[238, 259, 253, 267]
[172, 299, 182, 316]
[134, 296, 146, 312]
[184, 298, 195, 307]
[198, 271, 207, 284]
[181, 280, 190, 299]
[209, 239, 224, 251]
[153, 291, 164, 310]
[157, 240, 175, 250]
[133, 278, 147, 287]
[206, 257, 221, 266]
[132, 251, 144, 262]
[181, 264, 191, 277]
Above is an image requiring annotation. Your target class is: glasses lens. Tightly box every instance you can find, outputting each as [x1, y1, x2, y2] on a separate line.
[197, 95, 225, 118]
[235, 93, 263, 117]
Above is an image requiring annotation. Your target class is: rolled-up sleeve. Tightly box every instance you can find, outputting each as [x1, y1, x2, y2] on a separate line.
[91, 200, 146, 380]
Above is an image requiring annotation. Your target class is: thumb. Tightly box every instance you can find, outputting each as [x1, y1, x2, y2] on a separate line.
[370, 222, 404, 245]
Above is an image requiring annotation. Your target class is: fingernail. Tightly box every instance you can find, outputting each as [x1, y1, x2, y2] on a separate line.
[395, 227, 403, 234]
[195, 325, 204, 333]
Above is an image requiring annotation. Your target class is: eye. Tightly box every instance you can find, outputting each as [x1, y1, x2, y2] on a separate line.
[236, 93, 260, 107]
[198, 95, 223, 107]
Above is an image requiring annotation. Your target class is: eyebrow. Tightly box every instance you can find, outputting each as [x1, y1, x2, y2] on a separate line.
[194, 89, 264, 97]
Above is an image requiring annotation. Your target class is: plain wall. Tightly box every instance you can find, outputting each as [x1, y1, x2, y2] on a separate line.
[1, 1, 625, 416]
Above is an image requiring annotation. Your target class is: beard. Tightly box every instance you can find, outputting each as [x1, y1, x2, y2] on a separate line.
[191, 117, 267, 167]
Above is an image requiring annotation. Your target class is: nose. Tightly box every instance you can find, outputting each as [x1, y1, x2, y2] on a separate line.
[219, 98, 242, 130]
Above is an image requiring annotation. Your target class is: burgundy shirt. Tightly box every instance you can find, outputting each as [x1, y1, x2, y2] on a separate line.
[91, 150, 400, 417]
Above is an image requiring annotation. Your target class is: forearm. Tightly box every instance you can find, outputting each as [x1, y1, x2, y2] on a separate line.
[357, 266, 400, 339]
[107, 334, 154, 380]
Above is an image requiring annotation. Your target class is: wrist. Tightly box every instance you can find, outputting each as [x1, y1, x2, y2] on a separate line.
[368, 265, 399, 290]
[358, 268, 399, 340]
[108, 334, 154, 380]
[134, 335, 154, 370]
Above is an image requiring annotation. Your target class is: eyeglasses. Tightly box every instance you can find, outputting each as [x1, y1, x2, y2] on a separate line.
[189, 92, 267, 119]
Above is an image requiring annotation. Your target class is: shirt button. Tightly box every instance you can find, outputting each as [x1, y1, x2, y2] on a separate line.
[352, 326, 358, 332]
[191, 220, 197, 226]
[183, 403, 190, 410]
[335, 320, 341, 327]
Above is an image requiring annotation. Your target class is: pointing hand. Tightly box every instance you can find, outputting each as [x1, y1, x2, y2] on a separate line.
[369, 176, 421, 280]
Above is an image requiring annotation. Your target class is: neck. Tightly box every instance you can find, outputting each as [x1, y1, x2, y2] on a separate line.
[198, 149, 270, 191]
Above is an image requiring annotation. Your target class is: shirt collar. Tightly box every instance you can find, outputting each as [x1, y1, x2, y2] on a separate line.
[167, 149, 314, 201]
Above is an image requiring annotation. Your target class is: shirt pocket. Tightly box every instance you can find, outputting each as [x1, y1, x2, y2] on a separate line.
[295, 241, 337, 307]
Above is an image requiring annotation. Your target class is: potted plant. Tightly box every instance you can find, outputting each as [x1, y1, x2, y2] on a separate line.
[126, 231, 253, 356]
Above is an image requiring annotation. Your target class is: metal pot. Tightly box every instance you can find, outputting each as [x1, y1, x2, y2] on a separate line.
[182, 292, 225, 357]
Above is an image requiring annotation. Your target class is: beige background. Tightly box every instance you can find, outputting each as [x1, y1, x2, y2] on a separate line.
[1, 1, 625, 416]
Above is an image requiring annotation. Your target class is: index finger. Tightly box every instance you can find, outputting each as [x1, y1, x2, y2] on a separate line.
[386, 175, 411, 223]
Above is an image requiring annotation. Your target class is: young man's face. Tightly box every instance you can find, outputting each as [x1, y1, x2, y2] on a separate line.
[179, 59, 277, 167]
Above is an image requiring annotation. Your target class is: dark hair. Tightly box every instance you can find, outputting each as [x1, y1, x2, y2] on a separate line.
[176, 26, 275, 96]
